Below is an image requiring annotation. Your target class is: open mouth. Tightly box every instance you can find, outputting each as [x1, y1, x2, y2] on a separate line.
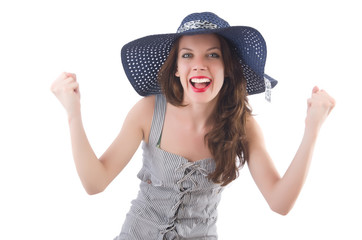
[190, 77, 212, 91]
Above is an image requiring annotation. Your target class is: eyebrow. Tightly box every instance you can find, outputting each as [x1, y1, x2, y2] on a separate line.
[179, 47, 221, 52]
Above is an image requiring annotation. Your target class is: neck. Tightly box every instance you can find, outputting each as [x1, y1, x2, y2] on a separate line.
[177, 98, 218, 132]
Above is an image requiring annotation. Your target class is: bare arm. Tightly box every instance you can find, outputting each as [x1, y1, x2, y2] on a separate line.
[51, 72, 154, 195]
[67, 102, 145, 195]
[247, 87, 335, 215]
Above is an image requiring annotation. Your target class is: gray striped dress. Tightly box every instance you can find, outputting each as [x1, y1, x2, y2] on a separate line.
[114, 94, 224, 240]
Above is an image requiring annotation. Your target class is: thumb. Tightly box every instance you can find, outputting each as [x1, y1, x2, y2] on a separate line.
[312, 86, 319, 94]
[65, 72, 76, 80]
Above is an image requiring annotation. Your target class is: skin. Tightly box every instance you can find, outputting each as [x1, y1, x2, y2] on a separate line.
[176, 34, 225, 106]
[50, 34, 335, 215]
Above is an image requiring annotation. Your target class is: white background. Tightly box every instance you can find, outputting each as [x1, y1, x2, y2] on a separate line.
[1, 0, 361, 239]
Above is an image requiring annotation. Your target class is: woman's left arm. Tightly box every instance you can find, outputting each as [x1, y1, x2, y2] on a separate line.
[247, 86, 335, 215]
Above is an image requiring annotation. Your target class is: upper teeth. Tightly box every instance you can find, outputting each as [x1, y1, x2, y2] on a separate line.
[191, 78, 211, 83]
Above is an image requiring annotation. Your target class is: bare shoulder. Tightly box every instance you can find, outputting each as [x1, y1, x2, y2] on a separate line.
[132, 95, 155, 114]
[245, 115, 266, 149]
[128, 95, 155, 143]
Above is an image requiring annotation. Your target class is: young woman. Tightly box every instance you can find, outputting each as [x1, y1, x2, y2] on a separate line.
[51, 12, 335, 240]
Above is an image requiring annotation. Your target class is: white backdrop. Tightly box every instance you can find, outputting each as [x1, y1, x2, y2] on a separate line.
[1, 0, 361, 239]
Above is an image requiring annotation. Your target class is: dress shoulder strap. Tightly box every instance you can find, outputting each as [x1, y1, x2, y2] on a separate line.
[148, 94, 167, 146]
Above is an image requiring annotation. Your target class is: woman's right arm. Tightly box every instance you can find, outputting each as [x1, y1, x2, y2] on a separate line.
[51, 72, 153, 195]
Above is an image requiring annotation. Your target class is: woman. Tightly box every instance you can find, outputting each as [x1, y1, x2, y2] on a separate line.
[51, 12, 335, 240]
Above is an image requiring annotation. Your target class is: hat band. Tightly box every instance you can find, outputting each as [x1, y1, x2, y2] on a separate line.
[177, 20, 219, 33]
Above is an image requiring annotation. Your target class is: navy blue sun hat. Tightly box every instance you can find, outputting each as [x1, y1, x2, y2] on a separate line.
[121, 12, 277, 100]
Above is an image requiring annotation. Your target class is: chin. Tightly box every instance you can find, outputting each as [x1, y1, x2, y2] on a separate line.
[184, 91, 219, 105]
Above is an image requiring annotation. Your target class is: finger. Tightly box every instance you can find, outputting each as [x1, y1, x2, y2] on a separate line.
[65, 72, 76, 78]
[312, 86, 319, 94]
[54, 72, 68, 82]
[64, 76, 76, 83]
[68, 81, 79, 92]
[327, 97, 336, 115]
[318, 90, 336, 107]
[64, 73, 77, 83]
[330, 96, 336, 107]
[307, 98, 312, 109]
[52, 73, 75, 93]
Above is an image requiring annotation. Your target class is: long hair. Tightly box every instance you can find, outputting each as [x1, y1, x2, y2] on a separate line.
[157, 34, 252, 186]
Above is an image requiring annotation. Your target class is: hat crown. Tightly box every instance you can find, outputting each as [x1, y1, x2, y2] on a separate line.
[177, 12, 230, 33]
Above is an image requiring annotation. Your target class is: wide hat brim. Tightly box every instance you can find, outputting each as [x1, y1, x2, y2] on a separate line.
[121, 23, 277, 96]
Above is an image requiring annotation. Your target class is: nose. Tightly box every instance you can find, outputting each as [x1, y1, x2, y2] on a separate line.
[192, 57, 207, 71]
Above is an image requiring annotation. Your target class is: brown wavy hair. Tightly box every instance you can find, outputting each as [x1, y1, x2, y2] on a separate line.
[157, 34, 252, 186]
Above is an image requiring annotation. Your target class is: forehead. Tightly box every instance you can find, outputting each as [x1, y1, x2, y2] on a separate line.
[178, 34, 221, 49]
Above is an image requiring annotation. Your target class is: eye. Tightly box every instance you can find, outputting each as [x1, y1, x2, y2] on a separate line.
[181, 53, 192, 58]
[208, 53, 220, 58]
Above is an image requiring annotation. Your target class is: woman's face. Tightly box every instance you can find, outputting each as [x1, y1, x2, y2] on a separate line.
[175, 34, 225, 105]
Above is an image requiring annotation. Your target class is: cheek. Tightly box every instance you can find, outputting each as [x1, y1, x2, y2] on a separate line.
[175, 65, 189, 84]
[217, 67, 225, 83]
[180, 76, 189, 89]
[214, 69, 225, 90]
[217, 78, 225, 90]
[175, 63, 187, 76]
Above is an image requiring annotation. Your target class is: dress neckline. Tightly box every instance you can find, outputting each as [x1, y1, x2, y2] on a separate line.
[154, 144, 214, 164]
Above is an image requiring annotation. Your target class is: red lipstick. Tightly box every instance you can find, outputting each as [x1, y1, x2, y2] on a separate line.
[189, 76, 212, 93]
